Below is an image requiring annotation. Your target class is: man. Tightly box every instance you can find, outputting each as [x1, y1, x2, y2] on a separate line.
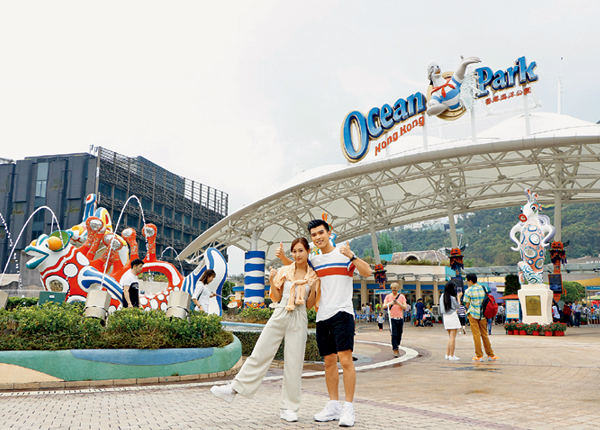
[277, 219, 372, 427]
[463, 273, 499, 362]
[121, 258, 144, 308]
[404, 301, 411, 323]
[382, 283, 407, 357]
[572, 300, 582, 327]
[415, 298, 425, 327]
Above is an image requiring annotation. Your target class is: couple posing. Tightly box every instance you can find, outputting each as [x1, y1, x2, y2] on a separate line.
[211, 219, 372, 427]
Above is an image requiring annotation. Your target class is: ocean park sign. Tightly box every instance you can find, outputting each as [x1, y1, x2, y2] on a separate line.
[340, 56, 539, 163]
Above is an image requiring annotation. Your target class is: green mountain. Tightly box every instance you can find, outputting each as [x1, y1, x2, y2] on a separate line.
[350, 203, 600, 267]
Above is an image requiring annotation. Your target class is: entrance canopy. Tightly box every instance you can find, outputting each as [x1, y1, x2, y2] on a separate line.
[180, 113, 600, 267]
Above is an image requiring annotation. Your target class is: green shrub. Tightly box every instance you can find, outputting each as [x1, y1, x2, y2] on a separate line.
[232, 331, 322, 362]
[0, 303, 232, 351]
[6, 297, 39, 310]
[238, 307, 274, 323]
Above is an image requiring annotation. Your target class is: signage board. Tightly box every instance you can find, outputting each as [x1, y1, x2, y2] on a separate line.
[505, 299, 520, 319]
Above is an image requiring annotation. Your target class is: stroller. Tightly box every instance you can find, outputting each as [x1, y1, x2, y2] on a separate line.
[422, 310, 434, 327]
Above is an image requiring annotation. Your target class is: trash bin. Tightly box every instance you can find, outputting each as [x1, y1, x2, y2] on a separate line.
[84, 290, 112, 321]
[0, 291, 8, 310]
[166, 290, 191, 320]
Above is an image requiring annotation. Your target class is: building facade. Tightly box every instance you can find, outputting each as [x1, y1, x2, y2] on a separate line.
[0, 147, 228, 283]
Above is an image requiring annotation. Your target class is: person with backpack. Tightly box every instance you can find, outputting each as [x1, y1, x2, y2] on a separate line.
[463, 273, 499, 363]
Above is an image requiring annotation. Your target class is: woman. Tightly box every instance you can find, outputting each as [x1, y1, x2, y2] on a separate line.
[211, 238, 320, 423]
[191, 269, 216, 313]
[440, 280, 461, 361]
[552, 301, 561, 322]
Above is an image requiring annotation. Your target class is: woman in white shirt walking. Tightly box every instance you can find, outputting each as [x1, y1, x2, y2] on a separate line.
[191, 269, 216, 313]
[440, 280, 461, 361]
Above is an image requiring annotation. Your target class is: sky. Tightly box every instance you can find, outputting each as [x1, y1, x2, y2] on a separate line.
[1, 0, 599, 275]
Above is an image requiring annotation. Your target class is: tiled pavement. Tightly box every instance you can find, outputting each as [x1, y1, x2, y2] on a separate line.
[1, 323, 599, 429]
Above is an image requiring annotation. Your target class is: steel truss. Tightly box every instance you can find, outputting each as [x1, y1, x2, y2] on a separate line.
[180, 134, 600, 267]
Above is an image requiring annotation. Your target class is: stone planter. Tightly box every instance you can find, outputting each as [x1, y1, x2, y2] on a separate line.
[0, 336, 241, 382]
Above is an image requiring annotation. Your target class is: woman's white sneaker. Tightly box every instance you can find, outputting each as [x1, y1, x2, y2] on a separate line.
[314, 400, 341, 422]
[449, 356, 460, 361]
[210, 383, 236, 403]
[280, 409, 298, 422]
[339, 403, 355, 427]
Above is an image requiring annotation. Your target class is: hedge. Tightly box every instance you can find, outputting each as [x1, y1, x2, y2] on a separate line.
[232, 331, 322, 362]
[0, 302, 233, 351]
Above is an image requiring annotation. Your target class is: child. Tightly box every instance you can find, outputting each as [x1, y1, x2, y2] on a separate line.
[377, 312, 385, 330]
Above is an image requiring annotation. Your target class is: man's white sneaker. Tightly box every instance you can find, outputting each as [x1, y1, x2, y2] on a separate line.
[314, 401, 341, 422]
[280, 409, 298, 422]
[339, 403, 355, 427]
[210, 383, 236, 403]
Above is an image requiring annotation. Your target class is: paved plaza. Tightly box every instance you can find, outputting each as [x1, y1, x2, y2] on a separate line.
[1, 322, 599, 430]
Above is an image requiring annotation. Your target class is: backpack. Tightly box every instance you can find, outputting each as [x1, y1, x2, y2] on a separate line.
[480, 286, 498, 320]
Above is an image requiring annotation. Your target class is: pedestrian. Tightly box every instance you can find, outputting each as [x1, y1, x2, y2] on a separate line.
[572, 300, 582, 327]
[562, 302, 572, 326]
[497, 304, 505, 325]
[457, 302, 467, 335]
[463, 273, 499, 362]
[365, 303, 371, 322]
[487, 317, 493, 335]
[121, 258, 144, 308]
[383, 282, 407, 358]
[191, 269, 217, 313]
[377, 312, 385, 330]
[211, 238, 320, 423]
[404, 301, 412, 323]
[415, 298, 425, 327]
[439, 280, 461, 361]
[552, 301, 560, 322]
[277, 219, 372, 427]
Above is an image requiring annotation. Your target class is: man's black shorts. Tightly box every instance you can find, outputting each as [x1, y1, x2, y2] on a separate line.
[123, 288, 139, 308]
[316, 311, 355, 357]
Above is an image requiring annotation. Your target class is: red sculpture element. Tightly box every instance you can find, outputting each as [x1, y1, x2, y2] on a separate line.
[449, 248, 464, 273]
[374, 264, 387, 287]
[550, 240, 568, 300]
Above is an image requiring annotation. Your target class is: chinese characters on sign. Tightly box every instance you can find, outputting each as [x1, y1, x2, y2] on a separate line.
[485, 87, 532, 105]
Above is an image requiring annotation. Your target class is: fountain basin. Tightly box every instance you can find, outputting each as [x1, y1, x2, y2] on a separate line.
[0, 336, 241, 382]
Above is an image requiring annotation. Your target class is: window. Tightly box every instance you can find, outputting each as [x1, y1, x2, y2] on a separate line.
[174, 230, 181, 241]
[184, 214, 191, 226]
[174, 212, 182, 223]
[142, 198, 152, 212]
[164, 227, 172, 238]
[164, 207, 173, 218]
[192, 218, 199, 229]
[153, 203, 163, 216]
[35, 162, 48, 198]
[114, 187, 127, 201]
[99, 183, 112, 198]
[127, 216, 139, 229]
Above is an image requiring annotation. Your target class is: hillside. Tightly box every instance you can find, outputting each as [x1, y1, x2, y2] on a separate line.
[349, 203, 600, 267]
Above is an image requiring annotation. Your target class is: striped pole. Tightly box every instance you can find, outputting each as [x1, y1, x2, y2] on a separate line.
[244, 250, 265, 308]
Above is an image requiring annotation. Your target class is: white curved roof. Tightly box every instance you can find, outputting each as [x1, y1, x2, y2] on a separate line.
[180, 112, 600, 267]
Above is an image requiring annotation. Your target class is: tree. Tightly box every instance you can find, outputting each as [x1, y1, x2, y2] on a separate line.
[221, 281, 235, 308]
[560, 281, 585, 303]
[504, 274, 521, 296]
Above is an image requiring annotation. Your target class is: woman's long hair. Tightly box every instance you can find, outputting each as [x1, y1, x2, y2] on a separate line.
[199, 269, 216, 285]
[443, 280, 456, 311]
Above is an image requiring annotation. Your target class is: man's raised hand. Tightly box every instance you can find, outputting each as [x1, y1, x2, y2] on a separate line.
[275, 242, 284, 260]
[338, 241, 353, 259]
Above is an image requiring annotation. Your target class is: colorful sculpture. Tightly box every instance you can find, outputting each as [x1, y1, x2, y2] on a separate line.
[426, 56, 480, 121]
[25, 194, 227, 314]
[509, 189, 556, 285]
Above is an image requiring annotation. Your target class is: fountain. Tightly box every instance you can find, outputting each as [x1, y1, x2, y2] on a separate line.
[17, 193, 227, 314]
